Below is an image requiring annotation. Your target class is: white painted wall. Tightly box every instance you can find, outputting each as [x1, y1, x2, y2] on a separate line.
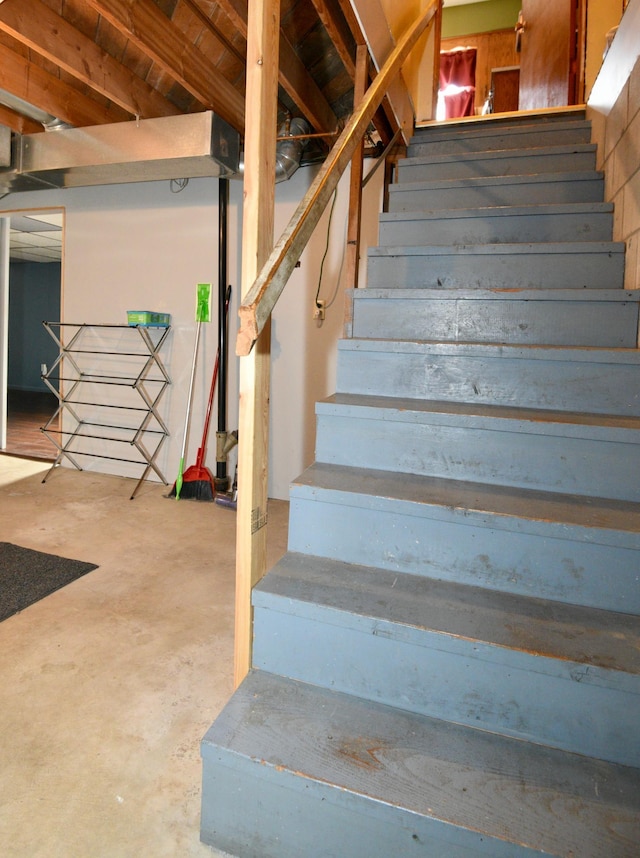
[1, 159, 383, 499]
[266, 157, 383, 498]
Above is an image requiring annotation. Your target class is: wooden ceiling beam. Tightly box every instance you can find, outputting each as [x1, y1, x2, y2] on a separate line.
[85, 0, 246, 132]
[0, 103, 42, 135]
[214, 0, 249, 37]
[0, 0, 182, 120]
[0, 41, 132, 127]
[335, 0, 366, 45]
[277, 31, 339, 134]
[308, 0, 356, 77]
[180, 0, 246, 66]
[216, 0, 338, 135]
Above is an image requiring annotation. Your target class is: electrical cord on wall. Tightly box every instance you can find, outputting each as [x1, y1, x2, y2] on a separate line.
[170, 178, 189, 193]
[314, 187, 342, 313]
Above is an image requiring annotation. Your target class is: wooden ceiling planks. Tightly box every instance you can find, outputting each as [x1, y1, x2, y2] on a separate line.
[0, 0, 372, 147]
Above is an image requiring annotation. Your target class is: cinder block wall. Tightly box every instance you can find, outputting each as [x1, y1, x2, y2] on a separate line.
[599, 54, 640, 291]
[589, 46, 640, 293]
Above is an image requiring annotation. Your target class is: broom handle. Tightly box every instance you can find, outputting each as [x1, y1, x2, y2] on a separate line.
[180, 318, 202, 464]
[195, 348, 219, 467]
[195, 285, 231, 467]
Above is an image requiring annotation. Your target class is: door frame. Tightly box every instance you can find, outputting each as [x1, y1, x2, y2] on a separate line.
[0, 217, 9, 450]
[0, 208, 63, 455]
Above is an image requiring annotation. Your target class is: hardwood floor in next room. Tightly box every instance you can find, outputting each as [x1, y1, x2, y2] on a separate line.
[2, 390, 58, 461]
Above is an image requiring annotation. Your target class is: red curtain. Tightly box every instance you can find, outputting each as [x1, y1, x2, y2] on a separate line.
[439, 48, 477, 119]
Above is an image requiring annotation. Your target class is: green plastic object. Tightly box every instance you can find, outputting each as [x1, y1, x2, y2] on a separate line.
[197, 282, 212, 323]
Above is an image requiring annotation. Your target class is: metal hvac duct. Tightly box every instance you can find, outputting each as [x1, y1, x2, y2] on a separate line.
[0, 112, 241, 195]
[236, 117, 311, 184]
[275, 117, 311, 182]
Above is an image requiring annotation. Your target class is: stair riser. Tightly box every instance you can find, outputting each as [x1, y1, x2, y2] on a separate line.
[315, 411, 640, 501]
[397, 150, 596, 182]
[388, 177, 603, 212]
[336, 347, 640, 415]
[366, 247, 624, 290]
[378, 209, 614, 246]
[351, 294, 639, 348]
[253, 603, 638, 767]
[201, 745, 530, 858]
[201, 107, 640, 857]
[408, 121, 592, 156]
[287, 491, 640, 615]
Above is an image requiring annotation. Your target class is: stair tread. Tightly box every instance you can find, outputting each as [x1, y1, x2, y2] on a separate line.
[339, 339, 640, 364]
[256, 553, 640, 677]
[388, 170, 602, 192]
[293, 462, 640, 540]
[353, 287, 640, 301]
[201, 107, 640, 855]
[319, 392, 640, 433]
[398, 142, 596, 168]
[412, 112, 587, 137]
[204, 670, 640, 858]
[369, 241, 625, 256]
[379, 201, 614, 222]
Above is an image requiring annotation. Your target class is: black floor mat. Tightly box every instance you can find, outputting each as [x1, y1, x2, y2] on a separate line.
[0, 542, 98, 622]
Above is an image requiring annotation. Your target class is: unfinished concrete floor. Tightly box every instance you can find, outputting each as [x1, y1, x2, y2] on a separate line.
[0, 456, 289, 857]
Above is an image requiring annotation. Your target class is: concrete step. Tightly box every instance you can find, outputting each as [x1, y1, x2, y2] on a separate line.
[315, 393, 640, 502]
[408, 116, 592, 157]
[336, 340, 640, 416]
[349, 288, 640, 347]
[288, 463, 640, 615]
[366, 242, 625, 290]
[378, 202, 614, 246]
[253, 553, 640, 765]
[396, 143, 597, 183]
[388, 171, 604, 212]
[201, 671, 640, 858]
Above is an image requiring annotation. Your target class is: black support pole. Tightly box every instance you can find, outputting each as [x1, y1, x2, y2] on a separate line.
[216, 177, 229, 490]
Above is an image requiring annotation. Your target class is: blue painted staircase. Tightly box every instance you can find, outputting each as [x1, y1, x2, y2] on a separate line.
[201, 110, 640, 857]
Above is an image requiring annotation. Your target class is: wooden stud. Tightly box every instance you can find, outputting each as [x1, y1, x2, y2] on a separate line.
[432, 1, 443, 119]
[234, 0, 280, 687]
[216, 0, 339, 137]
[236, 2, 438, 355]
[344, 45, 368, 291]
[0, 218, 8, 452]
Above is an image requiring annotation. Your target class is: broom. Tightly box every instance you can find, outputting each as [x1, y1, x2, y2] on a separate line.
[171, 282, 212, 500]
[172, 350, 220, 500]
[170, 285, 231, 500]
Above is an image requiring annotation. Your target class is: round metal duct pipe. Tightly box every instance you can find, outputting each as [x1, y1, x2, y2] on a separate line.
[274, 117, 311, 183]
[237, 117, 311, 182]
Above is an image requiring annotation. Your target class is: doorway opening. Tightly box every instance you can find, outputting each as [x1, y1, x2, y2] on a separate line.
[0, 209, 63, 461]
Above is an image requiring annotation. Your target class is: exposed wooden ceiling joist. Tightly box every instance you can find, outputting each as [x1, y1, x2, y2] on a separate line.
[0, 0, 182, 121]
[216, 0, 341, 135]
[0, 39, 132, 127]
[0, 0, 390, 154]
[309, 0, 356, 77]
[84, 0, 246, 131]
[0, 103, 42, 135]
[278, 30, 340, 135]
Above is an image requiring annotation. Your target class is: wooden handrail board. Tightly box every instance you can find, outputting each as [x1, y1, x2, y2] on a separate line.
[236, 0, 438, 356]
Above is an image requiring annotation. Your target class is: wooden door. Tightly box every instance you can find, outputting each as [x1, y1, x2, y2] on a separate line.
[518, 0, 578, 110]
[491, 66, 520, 113]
